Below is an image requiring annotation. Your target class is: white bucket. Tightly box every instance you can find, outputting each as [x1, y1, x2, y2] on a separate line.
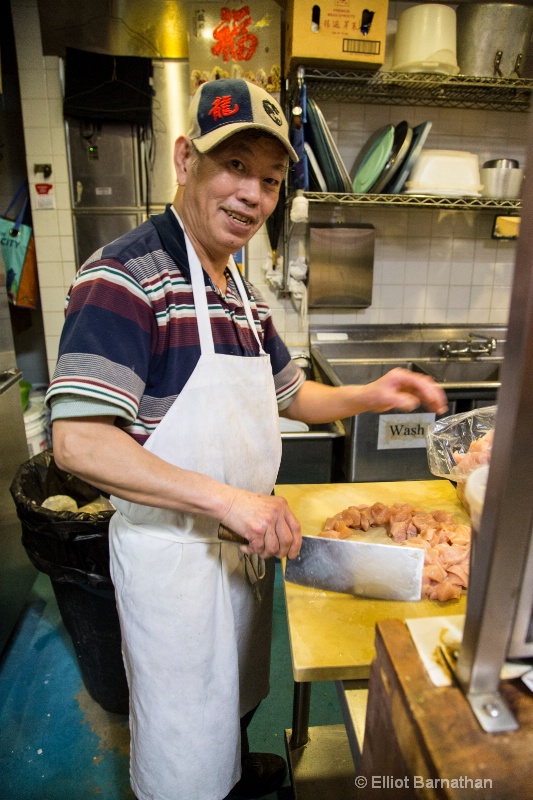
[24, 399, 50, 457]
[392, 4, 459, 75]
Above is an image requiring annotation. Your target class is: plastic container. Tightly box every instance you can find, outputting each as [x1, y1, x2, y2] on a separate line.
[465, 464, 489, 533]
[23, 400, 50, 457]
[10, 450, 128, 714]
[392, 4, 459, 75]
[480, 167, 524, 199]
[405, 149, 482, 196]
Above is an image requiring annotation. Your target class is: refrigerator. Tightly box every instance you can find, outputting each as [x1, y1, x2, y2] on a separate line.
[0, 259, 36, 652]
[66, 59, 189, 266]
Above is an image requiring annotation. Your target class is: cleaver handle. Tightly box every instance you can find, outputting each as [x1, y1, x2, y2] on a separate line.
[218, 523, 249, 546]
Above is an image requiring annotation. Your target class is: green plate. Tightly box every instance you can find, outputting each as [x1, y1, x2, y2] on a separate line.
[351, 125, 395, 193]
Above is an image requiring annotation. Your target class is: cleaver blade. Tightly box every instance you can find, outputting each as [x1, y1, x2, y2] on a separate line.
[284, 535, 424, 602]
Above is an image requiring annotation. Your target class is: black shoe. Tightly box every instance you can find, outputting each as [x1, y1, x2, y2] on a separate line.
[231, 752, 288, 798]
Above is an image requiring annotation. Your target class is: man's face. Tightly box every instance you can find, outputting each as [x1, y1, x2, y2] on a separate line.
[181, 132, 288, 259]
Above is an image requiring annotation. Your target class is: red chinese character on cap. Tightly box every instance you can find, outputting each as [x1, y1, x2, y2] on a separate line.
[209, 95, 239, 121]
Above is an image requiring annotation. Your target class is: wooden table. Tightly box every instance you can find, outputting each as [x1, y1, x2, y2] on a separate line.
[360, 618, 533, 799]
[275, 481, 469, 799]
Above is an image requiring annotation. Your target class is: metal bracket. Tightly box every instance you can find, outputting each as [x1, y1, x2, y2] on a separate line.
[467, 692, 519, 733]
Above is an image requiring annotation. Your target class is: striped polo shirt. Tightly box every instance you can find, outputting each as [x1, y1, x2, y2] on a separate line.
[47, 205, 304, 446]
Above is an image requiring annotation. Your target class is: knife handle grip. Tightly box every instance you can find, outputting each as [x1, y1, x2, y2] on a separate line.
[218, 523, 249, 546]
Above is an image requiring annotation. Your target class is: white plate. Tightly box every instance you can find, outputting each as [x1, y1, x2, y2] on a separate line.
[304, 142, 327, 192]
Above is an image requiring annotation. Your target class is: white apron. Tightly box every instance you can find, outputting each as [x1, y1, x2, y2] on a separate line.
[109, 231, 282, 800]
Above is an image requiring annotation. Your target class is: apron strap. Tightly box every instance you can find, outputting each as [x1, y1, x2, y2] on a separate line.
[227, 257, 266, 356]
[184, 234, 216, 356]
[171, 206, 266, 357]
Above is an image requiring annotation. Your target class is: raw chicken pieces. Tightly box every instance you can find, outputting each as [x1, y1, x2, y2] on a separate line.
[319, 501, 471, 601]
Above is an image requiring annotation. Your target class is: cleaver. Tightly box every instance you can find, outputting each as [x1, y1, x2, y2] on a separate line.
[284, 535, 424, 602]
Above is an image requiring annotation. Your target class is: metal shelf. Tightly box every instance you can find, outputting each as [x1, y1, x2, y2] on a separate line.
[291, 67, 533, 111]
[298, 192, 521, 211]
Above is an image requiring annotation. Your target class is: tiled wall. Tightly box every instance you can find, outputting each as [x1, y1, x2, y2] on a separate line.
[11, 0, 75, 380]
[10, 0, 524, 373]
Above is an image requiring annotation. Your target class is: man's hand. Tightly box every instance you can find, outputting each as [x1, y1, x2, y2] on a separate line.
[220, 490, 301, 560]
[364, 367, 448, 415]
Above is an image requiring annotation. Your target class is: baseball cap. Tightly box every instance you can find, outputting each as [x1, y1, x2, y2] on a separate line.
[188, 78, 298, 163]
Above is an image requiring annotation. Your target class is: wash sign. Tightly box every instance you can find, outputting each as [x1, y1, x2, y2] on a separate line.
[377, 413, 436, 450]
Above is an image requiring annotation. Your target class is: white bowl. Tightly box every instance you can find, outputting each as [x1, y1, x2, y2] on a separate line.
[405, 150, 482, 196]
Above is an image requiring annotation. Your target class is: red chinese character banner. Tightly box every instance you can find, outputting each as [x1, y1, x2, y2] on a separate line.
[188, 1, 281, 94]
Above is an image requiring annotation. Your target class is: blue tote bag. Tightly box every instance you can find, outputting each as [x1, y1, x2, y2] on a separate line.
[0, 182, 36, 306]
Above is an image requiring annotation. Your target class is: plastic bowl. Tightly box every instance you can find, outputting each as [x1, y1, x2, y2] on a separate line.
[480, 167, 524, 199]
[405, 149, 482, 196]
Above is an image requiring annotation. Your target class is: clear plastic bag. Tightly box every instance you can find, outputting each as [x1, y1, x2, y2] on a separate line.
[426, 406, 496, 512]
[426, 405, 496, 479]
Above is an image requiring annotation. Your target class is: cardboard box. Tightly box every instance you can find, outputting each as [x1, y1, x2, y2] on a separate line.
[188, 1, 282, 94]
[286, 0, 388, 71]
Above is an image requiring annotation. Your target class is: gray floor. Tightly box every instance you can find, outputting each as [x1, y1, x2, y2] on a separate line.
[0, 565, 343, 799]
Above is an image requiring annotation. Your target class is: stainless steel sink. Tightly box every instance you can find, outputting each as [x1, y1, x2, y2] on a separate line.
[310, 324, 507, 367]
[309, 324, 505, 483]
[412, 359, 502, 387]
[319, 360, 415, 387]
[311, 341, 440, 362]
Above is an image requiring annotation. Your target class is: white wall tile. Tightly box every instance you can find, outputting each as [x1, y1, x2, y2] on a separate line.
[17, 68, 47, 100]
[446, 308, 470, 324]
[406, 239, 430, 263]
[488, 308, 511, 325]
[34, 235, 61, 262]
[36, 261, 63, 289]
[472, 261, 495, 286]
[381, 261, 406, 284]
[448, 285, 471, 309]
[470, 285, 492, 309]
[402, 285, 426, 309]
[491, 286, 511, 310]
[22, 98, 50, 128]
[381, 284, 404, 307]
[428, 261, 450, 286]
[22, 126, 52, 157]
[39, 286, 72, 310]
[450, 261, 474, 286]
[426, 285, 449, 310]
[43, 310, 69, 338]
[32, 211, 59, 238]
[404, 262, 428, 285]
[402, 307, 425, 324]
[424, 307, 447, 324]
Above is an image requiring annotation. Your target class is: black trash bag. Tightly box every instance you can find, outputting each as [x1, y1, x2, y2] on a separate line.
[10, 449, 129, 714]
[10, 449, 115, 590]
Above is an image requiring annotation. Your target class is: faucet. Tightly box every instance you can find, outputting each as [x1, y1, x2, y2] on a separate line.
[439, 333, 497, 358]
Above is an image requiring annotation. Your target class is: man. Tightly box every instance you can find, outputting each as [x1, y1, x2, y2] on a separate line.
[47, 79, 447, 800]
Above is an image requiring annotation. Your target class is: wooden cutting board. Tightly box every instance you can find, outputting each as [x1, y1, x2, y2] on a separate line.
[275, 480, 469, 682]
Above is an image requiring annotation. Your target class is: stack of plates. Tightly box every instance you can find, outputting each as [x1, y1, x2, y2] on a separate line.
[350, 120, 433, 195]
[304, 99, 352, 193]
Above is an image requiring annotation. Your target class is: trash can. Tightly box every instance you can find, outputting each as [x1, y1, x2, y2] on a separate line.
[10, 450, 129, 715]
